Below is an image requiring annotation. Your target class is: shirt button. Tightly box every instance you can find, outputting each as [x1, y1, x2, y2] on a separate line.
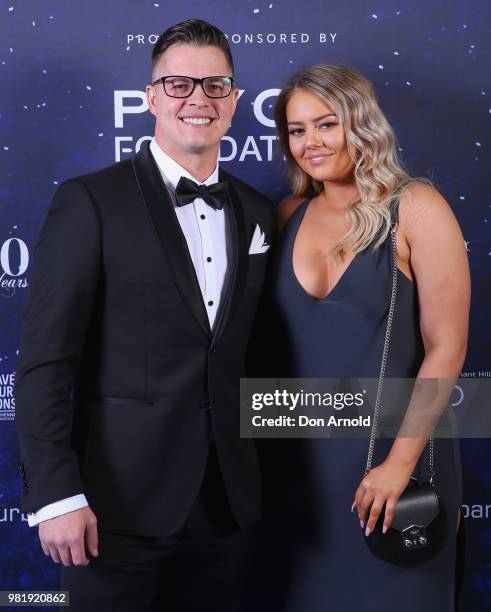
[200, 214, 206, 220]
[207, 257, 212, 262]
[208, 300, 214, 307]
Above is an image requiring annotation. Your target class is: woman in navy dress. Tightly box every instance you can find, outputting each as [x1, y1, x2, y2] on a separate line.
[255, 65, 470, 611]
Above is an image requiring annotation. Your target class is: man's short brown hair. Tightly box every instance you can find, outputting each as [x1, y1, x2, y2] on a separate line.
[152, 19, 234, 76]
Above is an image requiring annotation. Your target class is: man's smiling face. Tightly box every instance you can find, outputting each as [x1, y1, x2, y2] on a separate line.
[146, 43, 238, 166]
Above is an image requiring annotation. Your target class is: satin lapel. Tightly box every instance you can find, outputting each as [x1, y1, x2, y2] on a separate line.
[132, 142, 211, 338]
[211, 172, 249, 345]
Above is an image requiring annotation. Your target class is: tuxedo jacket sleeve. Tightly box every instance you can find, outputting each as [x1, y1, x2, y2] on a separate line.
[15, 179, 102, 513]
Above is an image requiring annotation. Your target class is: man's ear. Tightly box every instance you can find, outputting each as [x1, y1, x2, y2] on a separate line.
[230, 87, 240, 114]
[146, 84, 157, 117]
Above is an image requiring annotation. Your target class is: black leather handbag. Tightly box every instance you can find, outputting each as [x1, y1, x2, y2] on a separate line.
[363, 217, 448, 567]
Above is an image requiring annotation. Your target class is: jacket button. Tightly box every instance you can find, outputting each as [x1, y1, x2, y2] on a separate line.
[200, 401, 211, 411]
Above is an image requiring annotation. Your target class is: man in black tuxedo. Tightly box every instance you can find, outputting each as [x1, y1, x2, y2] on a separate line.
[15, 19, 273, 611]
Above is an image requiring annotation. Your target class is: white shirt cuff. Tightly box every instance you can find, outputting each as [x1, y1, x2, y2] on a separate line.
[27, 494, 89, 527]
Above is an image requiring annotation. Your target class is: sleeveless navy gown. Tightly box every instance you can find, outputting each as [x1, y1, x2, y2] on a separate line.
[253, 198, 463, 612]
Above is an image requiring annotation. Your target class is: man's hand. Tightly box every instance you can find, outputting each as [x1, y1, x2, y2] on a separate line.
[39, 506, 98, 566]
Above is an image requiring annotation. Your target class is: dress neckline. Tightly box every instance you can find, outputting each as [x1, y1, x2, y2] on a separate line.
[289, 199, 360, 302]
[287, 198, 414, 302]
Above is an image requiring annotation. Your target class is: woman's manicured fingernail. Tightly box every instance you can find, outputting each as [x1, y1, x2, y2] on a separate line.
[351, 502, 356, 512]
[360, 520, 365, 529]
[365, 526, 371, 537]
[382, 525, 388, 534]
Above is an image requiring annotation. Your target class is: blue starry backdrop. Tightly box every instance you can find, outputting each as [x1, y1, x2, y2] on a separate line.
[0, 0, 490, 607]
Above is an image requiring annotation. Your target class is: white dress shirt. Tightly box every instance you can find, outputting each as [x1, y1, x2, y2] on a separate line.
[27, 138, 230, 526]
[150, 137, 231, 329]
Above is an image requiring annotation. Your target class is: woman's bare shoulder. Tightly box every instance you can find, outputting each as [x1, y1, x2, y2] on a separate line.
[277, 195, 307, 232]
[398, 181, 455, 237]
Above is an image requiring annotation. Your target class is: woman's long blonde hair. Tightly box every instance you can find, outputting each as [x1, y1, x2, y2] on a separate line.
[274, 64, 421, 256]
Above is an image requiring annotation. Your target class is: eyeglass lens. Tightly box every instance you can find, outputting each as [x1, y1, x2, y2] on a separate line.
[164, 77, 232, 98]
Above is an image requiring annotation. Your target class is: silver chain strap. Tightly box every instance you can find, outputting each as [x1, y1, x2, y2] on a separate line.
[364, 214, 435, 483]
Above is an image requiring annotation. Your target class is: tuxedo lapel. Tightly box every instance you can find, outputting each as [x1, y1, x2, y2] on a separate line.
[211, 172, 249, 345]
[132, 142, 211, 338]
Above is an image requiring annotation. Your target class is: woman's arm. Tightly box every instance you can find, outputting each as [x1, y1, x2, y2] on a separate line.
[354, 182, 471, 535]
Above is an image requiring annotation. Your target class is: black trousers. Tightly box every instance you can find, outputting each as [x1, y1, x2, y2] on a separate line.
[60, 443, 254, 612]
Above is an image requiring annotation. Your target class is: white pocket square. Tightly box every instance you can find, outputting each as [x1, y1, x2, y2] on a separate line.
[249, 224, 270, 255]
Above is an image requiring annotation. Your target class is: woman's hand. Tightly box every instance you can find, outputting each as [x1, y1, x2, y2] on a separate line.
[353, 458, 415, 536]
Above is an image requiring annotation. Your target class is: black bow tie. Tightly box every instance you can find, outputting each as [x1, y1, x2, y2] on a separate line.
[175, 176, 229, 211]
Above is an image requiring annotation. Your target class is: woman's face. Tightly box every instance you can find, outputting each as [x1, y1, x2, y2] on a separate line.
[285, 89, 355, 184]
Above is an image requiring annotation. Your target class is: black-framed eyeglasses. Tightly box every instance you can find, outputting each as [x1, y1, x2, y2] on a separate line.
[151, 75, 235, 99]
